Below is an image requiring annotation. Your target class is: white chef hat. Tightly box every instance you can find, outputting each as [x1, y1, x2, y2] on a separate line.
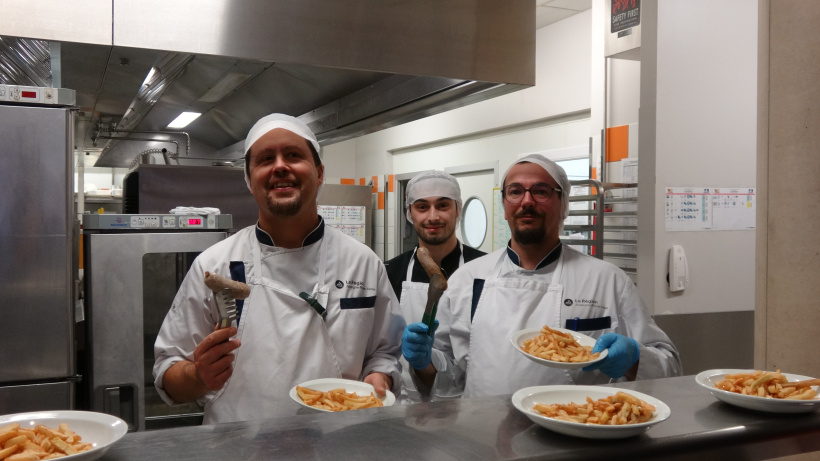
[242, 113, 321, 189]
[405, 170, 463, 223]
[501, 153, 571, 221]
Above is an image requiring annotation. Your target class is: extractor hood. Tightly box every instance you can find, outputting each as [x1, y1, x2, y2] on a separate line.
[0, 0, 535, 168]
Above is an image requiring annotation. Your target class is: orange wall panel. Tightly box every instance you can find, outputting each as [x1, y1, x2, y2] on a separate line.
[606, 125, 629, 162]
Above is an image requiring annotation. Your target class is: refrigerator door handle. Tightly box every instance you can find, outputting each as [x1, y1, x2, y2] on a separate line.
[103, 385, 137, 431]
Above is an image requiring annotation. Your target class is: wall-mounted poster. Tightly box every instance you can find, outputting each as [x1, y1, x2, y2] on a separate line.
[665, 187, 755, 232]
[318, 205, 367, 243]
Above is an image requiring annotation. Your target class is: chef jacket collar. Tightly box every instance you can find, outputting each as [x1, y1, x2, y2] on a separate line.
[505, 241, 562, 270]
[255, 217, 325, 247]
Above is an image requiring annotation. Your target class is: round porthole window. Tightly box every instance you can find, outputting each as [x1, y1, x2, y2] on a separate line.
[461, 196, 487, 248]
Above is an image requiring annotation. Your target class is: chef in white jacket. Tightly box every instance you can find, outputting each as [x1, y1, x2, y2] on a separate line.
[384, 170, 485, 402]
[402, 154, 681, 397]
[153, 113, 405, 424]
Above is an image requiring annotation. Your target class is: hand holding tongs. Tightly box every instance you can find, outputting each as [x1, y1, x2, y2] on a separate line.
[204, 271, 250, 329]
[416, 247, 448, 337]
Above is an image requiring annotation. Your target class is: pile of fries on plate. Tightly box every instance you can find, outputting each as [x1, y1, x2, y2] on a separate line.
[521, 326, 600, 363]
[0, 422, 91, 460]
[296, 386, 383, 411]
[533, 392, 656, 425]
[714, 370, 819, 400]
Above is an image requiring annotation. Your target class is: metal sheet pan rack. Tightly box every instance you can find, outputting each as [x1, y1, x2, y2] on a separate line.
[562, 180, 638, 282]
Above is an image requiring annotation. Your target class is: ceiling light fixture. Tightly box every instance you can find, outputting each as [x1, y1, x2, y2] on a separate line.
[166, 111, 202, 129]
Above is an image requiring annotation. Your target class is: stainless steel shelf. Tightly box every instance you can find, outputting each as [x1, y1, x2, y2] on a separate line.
[565, 180, 638, 280]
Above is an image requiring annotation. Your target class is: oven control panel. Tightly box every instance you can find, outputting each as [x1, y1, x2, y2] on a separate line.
[0, 85, 76, 106]
[83, 214, 232, 231]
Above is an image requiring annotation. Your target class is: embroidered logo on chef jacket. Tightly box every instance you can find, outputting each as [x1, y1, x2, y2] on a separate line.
[335, 280, 344, 288]
[569, 298, 606, 310]
[344, 280, 376, 292]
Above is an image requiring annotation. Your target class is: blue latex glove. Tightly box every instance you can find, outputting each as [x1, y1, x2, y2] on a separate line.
[401, 320, 438, 370]
[582, 333, 640, 379]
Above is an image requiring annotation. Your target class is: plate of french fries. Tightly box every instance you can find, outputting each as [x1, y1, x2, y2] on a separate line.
[0, 410, 127, 461]
[695, 369, 820, 413]
[511, 385, 671, 439]
[510, 326, 608, 370]
[289, 378, 396, 412]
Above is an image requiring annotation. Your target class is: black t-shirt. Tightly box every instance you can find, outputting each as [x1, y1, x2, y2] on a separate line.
[384, 244, 486, 301]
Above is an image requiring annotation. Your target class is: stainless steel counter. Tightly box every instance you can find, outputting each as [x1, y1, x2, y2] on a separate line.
[101, 376, 820, 460]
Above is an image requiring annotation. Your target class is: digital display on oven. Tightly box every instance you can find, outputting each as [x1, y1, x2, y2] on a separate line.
[188, 218, 202, 225]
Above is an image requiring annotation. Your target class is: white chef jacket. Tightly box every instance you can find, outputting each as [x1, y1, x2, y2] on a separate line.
[434, 244, 682, 398]
[153, 221, 405, 424]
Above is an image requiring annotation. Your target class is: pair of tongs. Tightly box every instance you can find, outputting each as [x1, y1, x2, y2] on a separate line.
[416, 248, 448, 336]
[204, 271, 251, 329]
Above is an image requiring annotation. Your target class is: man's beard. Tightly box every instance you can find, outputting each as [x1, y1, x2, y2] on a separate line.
[415, 221, 454, 246]
[513, 225, 547, 245]
[418, 229, 452, 245]
[266, 195, 302, 217]
[512, 207, 547, 245]
[265, 179, 302, 217]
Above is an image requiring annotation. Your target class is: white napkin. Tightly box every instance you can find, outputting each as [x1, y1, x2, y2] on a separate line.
[169, 207, 221, 215]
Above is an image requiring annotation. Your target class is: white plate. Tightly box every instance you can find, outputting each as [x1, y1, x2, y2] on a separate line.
[289, 378, 396, 412]
[695, 369, 820, 413]
[511, 385, 671, 439]
[510, 327, 608, 370]
[0, 410, 128, 461]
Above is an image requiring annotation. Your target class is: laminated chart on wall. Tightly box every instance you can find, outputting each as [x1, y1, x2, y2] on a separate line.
[665, 187, 712, 231]
[711, 188, 756, 230]
[492, 188, 511, 251]
[665, 187, 756, 231]
[318, 205, 367, 243]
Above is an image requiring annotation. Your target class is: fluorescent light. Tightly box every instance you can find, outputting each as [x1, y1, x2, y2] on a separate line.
[141, 67, 157, 87]
[166, 112, 202, 129]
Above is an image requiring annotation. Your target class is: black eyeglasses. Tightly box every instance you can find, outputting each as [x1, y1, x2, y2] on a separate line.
[502, 183, 562, 203]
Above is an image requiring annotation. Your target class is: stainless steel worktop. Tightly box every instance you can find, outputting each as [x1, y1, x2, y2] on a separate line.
[101, 376, 820, 460]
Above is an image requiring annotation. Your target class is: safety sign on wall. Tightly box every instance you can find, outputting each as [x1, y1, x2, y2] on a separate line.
[665, 187, 756, 231]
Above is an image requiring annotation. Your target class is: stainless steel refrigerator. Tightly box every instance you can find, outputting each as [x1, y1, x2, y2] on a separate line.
[0, 89, 79, 414]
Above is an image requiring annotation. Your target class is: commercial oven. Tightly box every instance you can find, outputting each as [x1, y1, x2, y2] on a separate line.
[81, 213, 231, 431]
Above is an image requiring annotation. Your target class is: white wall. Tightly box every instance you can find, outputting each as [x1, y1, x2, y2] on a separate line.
[639, 0, 758, 315]
[391, 118, 591, 174]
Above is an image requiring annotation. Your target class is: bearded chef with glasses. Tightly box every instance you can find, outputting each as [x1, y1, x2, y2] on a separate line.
[401, 154, 682, 397]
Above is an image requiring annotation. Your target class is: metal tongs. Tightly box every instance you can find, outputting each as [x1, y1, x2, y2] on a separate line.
[416, 247, 448, 336]
[204, 271, 250, 329]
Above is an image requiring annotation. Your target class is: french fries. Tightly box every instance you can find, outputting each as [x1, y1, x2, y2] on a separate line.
[521, 326, 600, 363]
[714, 370, 819, 400]
[0, 422, 92, 460]
[533, 392, 656, 425]
[296, 386, 383, 411]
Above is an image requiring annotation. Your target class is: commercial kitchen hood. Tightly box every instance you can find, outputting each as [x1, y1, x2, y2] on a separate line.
[0, 0, 534, 168]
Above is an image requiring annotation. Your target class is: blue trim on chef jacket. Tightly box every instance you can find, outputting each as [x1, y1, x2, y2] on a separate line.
[470, 279, 486, 322]
[505, 241, 562, 270]
[564, 316, 612, 332]
[229, 261, 246, 324]
[340, 296, 376, 310]
[255, 217, 325, 247]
